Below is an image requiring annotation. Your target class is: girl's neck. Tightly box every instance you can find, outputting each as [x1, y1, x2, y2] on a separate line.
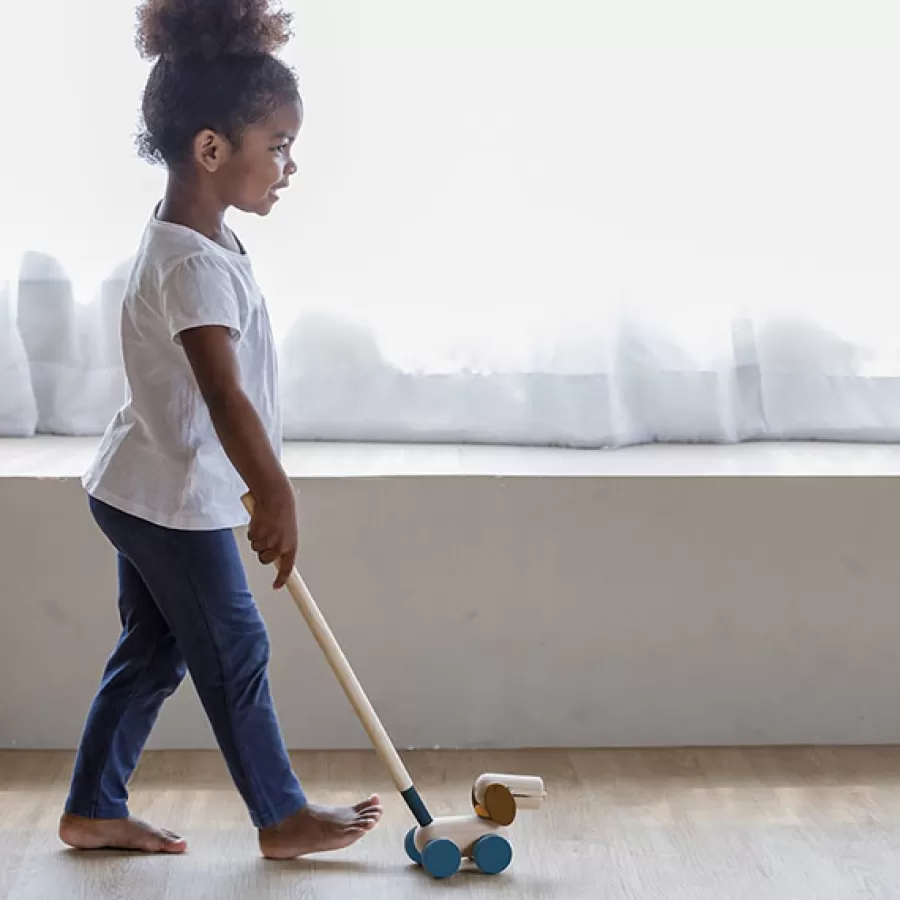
[157, 175, 237, 252]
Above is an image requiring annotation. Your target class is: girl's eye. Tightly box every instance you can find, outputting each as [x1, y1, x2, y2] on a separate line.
[272, 143, 289, 154]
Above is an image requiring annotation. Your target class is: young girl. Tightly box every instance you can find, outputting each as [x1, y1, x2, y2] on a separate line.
[58, 0, 382, 858]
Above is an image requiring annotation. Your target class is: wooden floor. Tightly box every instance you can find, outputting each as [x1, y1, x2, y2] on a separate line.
[3, 747, 900, 899]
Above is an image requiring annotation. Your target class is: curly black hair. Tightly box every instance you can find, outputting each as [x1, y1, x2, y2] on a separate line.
[135, 0, 300, 167]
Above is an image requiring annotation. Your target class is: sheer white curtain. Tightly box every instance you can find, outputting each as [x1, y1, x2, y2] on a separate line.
[2, 1, 899, 445]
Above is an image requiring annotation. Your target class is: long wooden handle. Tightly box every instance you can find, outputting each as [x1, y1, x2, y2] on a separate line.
[241, 494, 414, 796]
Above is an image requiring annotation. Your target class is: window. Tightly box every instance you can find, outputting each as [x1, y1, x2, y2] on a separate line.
[2, 1, 899, 445]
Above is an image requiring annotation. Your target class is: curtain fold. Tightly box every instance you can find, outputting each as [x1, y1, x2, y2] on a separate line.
[0, 280, 38, 437]
[5, 275, 900, 447]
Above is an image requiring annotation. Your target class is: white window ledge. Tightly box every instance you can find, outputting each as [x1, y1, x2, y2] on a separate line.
[1, 435, 900, 479]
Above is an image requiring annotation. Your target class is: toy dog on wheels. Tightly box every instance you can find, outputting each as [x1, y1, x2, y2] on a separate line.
[243, 494, 547, 879]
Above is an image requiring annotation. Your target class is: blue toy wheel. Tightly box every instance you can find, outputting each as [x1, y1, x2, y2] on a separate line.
[421, 838, 462, 879]
[404, 827, 422, 865]
[472, 834, 513, 875]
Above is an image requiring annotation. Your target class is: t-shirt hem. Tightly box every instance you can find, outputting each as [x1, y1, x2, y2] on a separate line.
[84, 481, 250, 532]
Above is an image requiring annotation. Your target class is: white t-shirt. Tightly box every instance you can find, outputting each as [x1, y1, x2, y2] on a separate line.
[84, 212, 281, 530]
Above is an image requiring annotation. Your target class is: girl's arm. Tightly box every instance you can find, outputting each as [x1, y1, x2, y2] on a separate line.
[180, 324, 297, 589]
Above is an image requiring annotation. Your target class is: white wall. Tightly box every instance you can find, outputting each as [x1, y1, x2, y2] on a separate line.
[3, 452, 900, 749]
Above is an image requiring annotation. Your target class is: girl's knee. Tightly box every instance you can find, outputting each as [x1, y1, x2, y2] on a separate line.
[214, 620, 271, 687]
[164, 658, 188, 694]
[148, 652, 187, 700]
[238, 624, 271, 671]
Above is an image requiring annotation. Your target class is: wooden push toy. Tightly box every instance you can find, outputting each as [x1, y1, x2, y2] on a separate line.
[404, 772, 547, 877]
[243, 494, 547, 878]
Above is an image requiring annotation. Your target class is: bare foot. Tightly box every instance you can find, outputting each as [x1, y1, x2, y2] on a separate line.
[58, 813, 187, 853]
[259, 794, 383, 860]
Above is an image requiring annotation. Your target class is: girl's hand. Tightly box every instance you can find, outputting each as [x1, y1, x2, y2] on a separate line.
[247, 483, 298, 589]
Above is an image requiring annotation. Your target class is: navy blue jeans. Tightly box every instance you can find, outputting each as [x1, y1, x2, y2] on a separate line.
[65, 496, 307, 828]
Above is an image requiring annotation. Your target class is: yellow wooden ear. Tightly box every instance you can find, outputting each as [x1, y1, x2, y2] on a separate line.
[483, 783, 517, 826]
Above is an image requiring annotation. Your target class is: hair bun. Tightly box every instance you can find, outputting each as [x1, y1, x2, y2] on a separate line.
[136, 0, 293, 60]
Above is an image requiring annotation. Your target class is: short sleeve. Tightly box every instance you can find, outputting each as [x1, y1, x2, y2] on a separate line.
[160, 254, 243, 343]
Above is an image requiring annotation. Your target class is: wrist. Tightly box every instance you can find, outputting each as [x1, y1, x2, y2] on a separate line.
[253, 474, 294, 507]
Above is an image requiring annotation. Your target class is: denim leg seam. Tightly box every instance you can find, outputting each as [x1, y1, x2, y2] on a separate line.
[161, 529, 274, 826]
[87, 628, 161, 818]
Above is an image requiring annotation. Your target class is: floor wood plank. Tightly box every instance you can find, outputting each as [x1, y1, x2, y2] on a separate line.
[3, 747, 900, 899]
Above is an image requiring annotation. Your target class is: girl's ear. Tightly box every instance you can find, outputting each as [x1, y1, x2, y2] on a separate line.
[193, 129, 232, 172]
